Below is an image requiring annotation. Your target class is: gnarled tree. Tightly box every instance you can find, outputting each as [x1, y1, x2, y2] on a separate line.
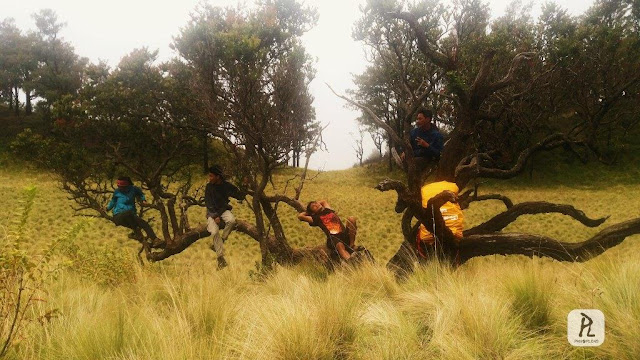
[335, 0, 640, 274]
[173, 0, 327, 267]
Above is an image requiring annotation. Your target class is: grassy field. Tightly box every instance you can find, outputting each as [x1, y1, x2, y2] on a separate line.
[1, 162, 639, 359]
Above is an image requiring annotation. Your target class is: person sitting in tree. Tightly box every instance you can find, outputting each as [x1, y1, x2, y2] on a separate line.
[107, 176, 164, 247]
[205, 165, 245, 270]
[297, 200, 361, 262]
[392, 108, 444, 171]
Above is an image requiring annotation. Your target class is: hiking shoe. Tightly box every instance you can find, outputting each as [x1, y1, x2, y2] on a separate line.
[391, 148, 404, 168]
[217, 256, 228, 270]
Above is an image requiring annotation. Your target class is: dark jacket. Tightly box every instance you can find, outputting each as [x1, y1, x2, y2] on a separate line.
[204, 181, 244, 218]
[410, 126, 443, 159]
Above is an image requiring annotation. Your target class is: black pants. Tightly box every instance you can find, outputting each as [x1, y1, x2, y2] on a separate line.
[327, 231, 354, 262]
[113, 210, 157, 239]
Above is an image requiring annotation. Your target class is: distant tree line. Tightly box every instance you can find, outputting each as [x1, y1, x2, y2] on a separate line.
[0, 9, 87, 116]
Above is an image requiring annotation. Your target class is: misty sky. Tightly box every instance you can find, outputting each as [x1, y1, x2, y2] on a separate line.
[5, 0, 595, 170]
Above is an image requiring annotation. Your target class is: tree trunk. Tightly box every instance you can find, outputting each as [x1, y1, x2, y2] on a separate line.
[201, 133, 209, 173]
[377, 182, 640, 275]
[260, 198, 295, 263]
[435, 112, 475, 183]
[388, 138, 393, 172]
[13, 86, 19, 117]
[25, 91, 32, 115]
[8, 87, 14, 111]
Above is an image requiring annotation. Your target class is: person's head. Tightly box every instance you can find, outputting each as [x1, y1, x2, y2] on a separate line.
[208, 165, 225, 184]
[416, 109, 433, 129]
[116, 176, 132, 189]
[306, 201, 324, 215]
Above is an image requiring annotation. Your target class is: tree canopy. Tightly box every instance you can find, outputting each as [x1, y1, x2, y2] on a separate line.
[348, 0, 640, 187]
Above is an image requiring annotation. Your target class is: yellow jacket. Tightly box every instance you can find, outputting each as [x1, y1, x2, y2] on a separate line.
[418, 181, 464, 245]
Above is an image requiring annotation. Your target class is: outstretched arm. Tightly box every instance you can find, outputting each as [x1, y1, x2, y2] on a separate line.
[106, 193, 116, 211]
[298, 212, 313, 224]
[134, 186, 149, 205]
[227, 182, 245, 201]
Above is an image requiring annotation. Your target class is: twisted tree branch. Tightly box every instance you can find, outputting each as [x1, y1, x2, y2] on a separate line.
[459, 217, 640, 263]
[465, 201, 608, 236]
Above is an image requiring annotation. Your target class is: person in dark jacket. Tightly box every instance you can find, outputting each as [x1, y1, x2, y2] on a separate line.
[107, 176, 163, 247]
[391, 108, 444, 171]
[205, 165, 245, 269]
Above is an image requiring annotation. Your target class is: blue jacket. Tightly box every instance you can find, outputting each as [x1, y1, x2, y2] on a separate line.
[107, 186, 146, 215]
[410, 126, 443, 159]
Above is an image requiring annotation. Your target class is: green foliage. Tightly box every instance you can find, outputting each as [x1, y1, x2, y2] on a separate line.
[30, 9, 87, 110]
[11, 46, 206, 239]
[0, 186, 63, 358]
[0, 9, 86, 117]
[173, 0, 319, 173]
[354, 0, 640, 181]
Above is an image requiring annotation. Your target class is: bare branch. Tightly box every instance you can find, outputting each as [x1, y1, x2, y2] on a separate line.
[488, 52, 537, 94]
[455, 133, 567, 186]
[295, 123, 328, 200]
[375, 178, 410, 199]
[327, 83, 404, 146]
[388, 11, 451, 70]
[459, 193, 514, 210]
[246, 190, 305, 213]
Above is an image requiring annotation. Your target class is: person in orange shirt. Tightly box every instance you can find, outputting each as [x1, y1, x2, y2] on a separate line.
[298, 200, 359, 262]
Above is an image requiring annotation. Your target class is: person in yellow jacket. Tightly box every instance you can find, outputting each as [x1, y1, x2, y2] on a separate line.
[416, 181, 464, 261]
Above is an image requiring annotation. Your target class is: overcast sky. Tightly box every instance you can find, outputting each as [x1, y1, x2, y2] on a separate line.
[4, 0, 594, 170]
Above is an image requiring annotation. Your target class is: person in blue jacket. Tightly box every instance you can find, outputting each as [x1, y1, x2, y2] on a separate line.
[106, 176, 163, 247]
[392, 109, 444, 170]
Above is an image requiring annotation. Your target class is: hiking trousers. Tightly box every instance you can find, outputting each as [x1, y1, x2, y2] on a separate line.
[113, 210, 158, 239]
[207, 210, 236, 258]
